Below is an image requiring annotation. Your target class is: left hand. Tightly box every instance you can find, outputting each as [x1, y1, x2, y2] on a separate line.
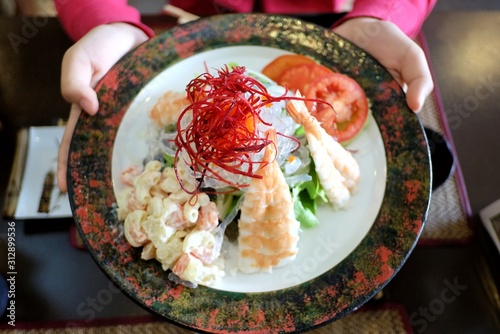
[57, 103, 81, 192]
[333, 17, 433, 112]
[57, 23, 149, 192]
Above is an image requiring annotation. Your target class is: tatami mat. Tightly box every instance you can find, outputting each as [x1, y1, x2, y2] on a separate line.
[416, 35, 473, 244]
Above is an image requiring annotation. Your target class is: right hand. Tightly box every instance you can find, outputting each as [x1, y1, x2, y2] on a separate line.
[333, 18, 433, 113]
[57, 23, 149, 192]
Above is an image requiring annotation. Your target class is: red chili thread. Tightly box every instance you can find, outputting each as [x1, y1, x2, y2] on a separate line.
[173, 65, 331, 194]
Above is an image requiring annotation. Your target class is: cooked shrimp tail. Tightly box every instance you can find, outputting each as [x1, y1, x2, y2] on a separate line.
[237, 128, 300, 273]
[286, 92, 358, 208]
[289, 91, 360, 191]
[150, 90, 189, 127]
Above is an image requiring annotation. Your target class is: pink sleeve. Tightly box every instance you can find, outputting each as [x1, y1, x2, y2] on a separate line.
[55, 0, 155, 41]
[336, 0, 436, 38]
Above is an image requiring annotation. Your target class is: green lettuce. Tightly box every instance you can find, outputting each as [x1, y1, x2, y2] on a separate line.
[291, 161, 328, 228]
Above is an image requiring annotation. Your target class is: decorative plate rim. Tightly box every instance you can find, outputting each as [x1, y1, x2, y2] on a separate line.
[68, 13, 431, 333]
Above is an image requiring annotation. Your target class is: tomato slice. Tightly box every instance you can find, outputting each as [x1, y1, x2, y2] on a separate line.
[277, 63, 332, 94]
[305, 73, 369, 143]
[261, 54, 317, 82]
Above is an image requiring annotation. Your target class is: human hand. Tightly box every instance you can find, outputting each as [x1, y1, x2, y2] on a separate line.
[57, 23, 149, 192]
[333, 17, 433, 112]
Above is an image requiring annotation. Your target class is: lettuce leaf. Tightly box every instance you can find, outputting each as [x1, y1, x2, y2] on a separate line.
[291, 161, 328, 228]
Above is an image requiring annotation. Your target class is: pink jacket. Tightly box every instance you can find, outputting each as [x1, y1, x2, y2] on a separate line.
[55, 0, 435, 42]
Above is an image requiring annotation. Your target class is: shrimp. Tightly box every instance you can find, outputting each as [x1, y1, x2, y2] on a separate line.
[286, 92, 360, 208]
[183, 230, 217, 264]
[290, 91, 360, 190]
[237, 129, 300, 274]
[150, 90, 189, 127]
[195, 201, 219, 232]
[166, 202, 193, 230]
[124, 210, 149, 247]
[171, 253, 197, 281]
[120, 165, 142, 187]
[172, 252, 224, 287]
[126, 189, 146, 211]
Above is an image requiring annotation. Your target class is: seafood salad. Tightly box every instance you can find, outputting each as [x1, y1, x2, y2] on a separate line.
[116, 59, 367, 288]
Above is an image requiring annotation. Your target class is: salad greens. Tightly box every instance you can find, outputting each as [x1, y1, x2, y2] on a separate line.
[291, 161, 328, 228]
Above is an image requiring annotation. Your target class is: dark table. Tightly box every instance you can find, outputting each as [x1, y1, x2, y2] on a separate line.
[1, 12, 499, 332]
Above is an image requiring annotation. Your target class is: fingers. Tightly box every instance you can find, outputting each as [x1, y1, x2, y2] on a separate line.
[406, 75, 433, 112]
[60, 23, 149, 116]
[333, 18, 434, 113]
[61, 47, 100, 115]
[402, 44, 434, 112]
[57, 104, 81, 192]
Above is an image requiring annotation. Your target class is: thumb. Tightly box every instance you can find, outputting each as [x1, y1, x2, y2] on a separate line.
[57, 104, 82, 192]
[401, 45, 434, 112]
[406, 76, 433, 112]
[64, 84, 99, 116]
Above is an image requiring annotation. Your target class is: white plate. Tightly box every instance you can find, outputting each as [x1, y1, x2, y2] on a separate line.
[112, 46, 387, 293]
[69, 14, 431, 331]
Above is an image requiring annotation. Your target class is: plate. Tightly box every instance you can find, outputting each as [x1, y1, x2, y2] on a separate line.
[112, 45, 386, 293]
[15, 126, 71, 219]
[68, 14, 431, 332]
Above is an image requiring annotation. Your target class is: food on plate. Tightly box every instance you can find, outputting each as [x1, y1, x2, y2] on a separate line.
[266, 54, 369, 143]
[117, 59, 367, 287]
[238, 129, 300, 273]
[150, 90, 189, 127]
[277, 62, 332, 94]
[287, 91, 360, 208]
[305, 72, 369, 143]
[261, 54, 318, 81]
[172, 65, 288, 192]
[117, 160, 225, 287]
